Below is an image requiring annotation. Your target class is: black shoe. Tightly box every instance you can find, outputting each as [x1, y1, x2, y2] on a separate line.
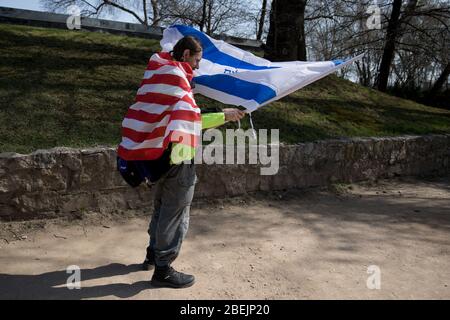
[151, 266, 195, 289]
[142, 247, 155, 271]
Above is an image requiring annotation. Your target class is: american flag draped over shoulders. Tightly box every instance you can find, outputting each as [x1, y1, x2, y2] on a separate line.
[117, 52, 202, 161]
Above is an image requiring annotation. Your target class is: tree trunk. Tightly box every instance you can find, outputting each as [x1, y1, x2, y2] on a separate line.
[150, 0, 160, 26]
[257, 0, 268, 41]
[376, 0, 402, 92]
[200, 0, 208, 32]
[264, 0, 307, 62]
[143, 0, 148, 26]
[377, 0, 418, 92]
[429, 63, 450, 96]
[296, 4, 307, 61]
[206, 0, 213, 35]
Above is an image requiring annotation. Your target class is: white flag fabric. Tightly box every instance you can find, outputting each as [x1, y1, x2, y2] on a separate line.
[161, 25, 363, 113]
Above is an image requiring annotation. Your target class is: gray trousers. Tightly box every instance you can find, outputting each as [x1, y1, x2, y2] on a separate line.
[147, 163, 197, 267]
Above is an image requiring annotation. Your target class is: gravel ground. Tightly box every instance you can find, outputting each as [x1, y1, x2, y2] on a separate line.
[0, 175, 449, 300]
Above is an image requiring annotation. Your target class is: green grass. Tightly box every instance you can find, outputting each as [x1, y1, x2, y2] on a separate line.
[1, 23, 449, 154]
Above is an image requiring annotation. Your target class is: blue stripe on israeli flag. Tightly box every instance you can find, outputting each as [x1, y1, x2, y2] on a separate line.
[194, 74, 277, 104]
[172, 25, 278, 71]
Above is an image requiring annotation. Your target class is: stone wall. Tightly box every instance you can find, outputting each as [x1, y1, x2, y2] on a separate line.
[0, 134, 449, 221]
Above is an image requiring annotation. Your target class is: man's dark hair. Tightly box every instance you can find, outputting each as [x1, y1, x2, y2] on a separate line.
[171, 36, 203, 61]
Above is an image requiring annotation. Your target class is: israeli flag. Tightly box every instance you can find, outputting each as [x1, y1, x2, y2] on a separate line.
[161, 25, 363, 113]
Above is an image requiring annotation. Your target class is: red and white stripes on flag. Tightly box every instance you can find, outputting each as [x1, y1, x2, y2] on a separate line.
[117, 52, 202, 161]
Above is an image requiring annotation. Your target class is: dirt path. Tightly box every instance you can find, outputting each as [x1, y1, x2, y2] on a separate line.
[1, 176, 449, 300]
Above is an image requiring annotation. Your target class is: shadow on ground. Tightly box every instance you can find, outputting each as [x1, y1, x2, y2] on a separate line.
[0, 263, 155, 300]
